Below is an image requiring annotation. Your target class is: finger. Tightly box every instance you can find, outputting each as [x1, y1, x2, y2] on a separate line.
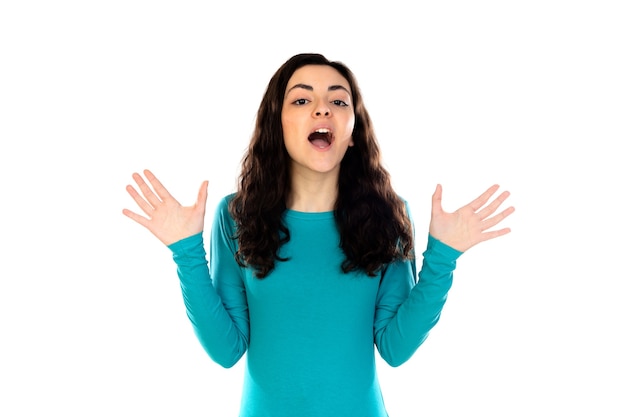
[144, 169, 177, 203]
[477, 227, 512, 243]
[431, 184, 443, 216]
[121, 207, 151, 229]
[480, 206, 516, 232]
[126, 183, 157, 215]
[476, 190, 511, 220]
[196, 180, 209, 209]
[468, 184, 500, 212]
[132, 172, 163, 209]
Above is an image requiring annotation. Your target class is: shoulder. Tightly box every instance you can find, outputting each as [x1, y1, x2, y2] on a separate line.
[216, 193, 236, 214]
[397, 195, 413, 220]
[212, 193, 237, 230]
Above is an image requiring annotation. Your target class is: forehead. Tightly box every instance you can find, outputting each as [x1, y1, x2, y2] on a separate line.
[286, 65, 351, 92]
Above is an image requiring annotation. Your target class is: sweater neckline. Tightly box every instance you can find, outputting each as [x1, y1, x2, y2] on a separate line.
[284, 209, 334, 220]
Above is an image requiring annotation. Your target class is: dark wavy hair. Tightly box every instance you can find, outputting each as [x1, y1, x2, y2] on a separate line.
[229, 53, 414, 278]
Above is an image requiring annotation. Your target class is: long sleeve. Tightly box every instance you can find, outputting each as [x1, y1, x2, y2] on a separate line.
[168, 197, 249, 368]
[374, 235, 462, 367]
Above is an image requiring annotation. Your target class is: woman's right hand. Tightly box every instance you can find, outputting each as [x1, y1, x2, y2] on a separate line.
[122, 169, 209, 246]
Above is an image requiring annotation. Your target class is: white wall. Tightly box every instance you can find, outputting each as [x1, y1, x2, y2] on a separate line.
[1, 1, 624, 416]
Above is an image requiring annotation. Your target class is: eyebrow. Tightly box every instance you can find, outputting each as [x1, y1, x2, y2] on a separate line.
[287, 83, 351, 94]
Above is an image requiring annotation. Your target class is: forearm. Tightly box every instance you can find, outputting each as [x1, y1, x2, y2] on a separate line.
[170, 233, 247, 368]
[376, 235, 460, 366]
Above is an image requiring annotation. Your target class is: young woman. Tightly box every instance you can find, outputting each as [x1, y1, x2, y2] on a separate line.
[123, 53, 514, 416]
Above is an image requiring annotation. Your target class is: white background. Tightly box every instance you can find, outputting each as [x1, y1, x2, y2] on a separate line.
[1, 1, 624, 416]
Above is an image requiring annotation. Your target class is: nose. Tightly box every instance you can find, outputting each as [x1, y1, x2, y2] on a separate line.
[314, 103, 331, 117]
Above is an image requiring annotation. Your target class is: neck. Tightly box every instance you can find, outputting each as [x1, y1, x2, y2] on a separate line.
[287, 169, 338, 212]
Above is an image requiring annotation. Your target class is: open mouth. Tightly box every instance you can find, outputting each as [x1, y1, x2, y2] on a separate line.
[308, 128, 334, 149]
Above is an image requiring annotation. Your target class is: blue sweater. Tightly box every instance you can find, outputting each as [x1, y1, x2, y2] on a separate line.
[169, 195, 461, 416]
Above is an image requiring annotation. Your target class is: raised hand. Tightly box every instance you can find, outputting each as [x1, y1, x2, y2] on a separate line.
[122, 169, 209, 246]
[428, 184, 515, 253]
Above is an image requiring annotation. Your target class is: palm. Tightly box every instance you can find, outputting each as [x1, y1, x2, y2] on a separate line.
[429, 184, 515, 253]
[122, 170, 208, 246]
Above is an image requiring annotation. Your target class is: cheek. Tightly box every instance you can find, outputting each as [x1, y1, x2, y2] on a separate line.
[281, 113, 300, 136]
[281, 122, 298, 145]
[346, 114, 355, 133]
[344, 116, 355, 146]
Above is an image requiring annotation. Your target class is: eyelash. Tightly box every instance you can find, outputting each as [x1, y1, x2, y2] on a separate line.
[292, 99, 349, 107]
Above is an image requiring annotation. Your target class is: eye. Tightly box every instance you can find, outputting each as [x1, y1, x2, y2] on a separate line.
[332, 99, 348, 107]
[293, 98, 309, 105]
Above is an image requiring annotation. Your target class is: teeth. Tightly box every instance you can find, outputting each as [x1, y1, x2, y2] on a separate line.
[315, 128, 330, 134]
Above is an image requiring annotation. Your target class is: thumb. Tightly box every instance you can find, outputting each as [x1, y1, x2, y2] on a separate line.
[431, 183, 443, 216]
[196, 180, 209, 210]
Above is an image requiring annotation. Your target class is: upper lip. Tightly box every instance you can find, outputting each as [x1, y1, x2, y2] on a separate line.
[310, 126, 333, 134]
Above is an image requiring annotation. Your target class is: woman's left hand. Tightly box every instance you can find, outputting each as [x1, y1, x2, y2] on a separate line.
[428, 184, 515, 253]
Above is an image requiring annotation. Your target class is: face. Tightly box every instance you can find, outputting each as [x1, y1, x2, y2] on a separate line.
[281, 65, 355, 179]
